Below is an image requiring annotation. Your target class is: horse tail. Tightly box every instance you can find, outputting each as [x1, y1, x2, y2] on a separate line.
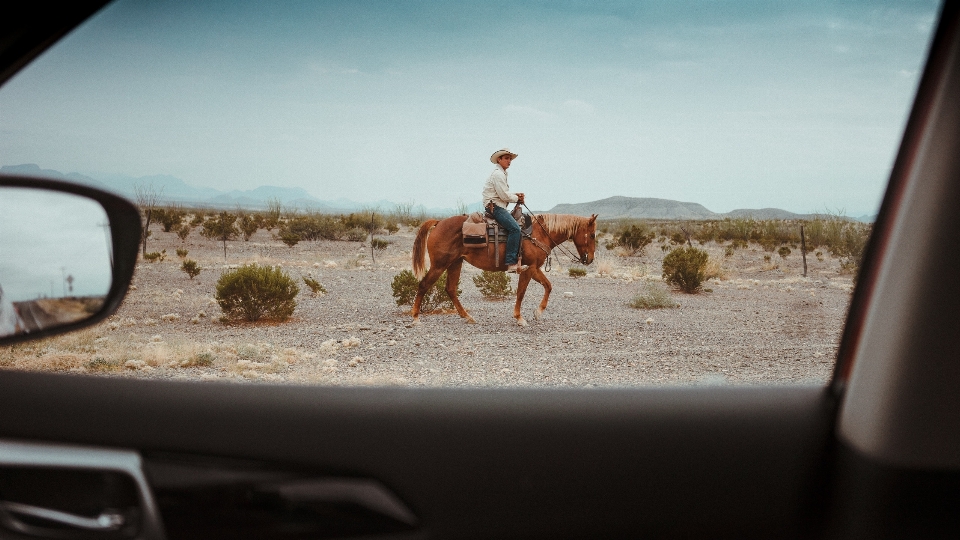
[412, 219, 439, 279]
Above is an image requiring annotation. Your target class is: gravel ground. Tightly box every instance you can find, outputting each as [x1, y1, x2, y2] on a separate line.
[2, 223, 852, 387]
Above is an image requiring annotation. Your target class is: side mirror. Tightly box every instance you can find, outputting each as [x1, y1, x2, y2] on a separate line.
[0, 176, 141, 345]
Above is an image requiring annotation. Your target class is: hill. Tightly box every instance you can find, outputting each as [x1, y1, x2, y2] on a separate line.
[547, 196, 829, 221]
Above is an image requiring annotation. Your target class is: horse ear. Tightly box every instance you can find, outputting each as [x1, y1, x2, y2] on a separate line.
[589, 214, 597, 225]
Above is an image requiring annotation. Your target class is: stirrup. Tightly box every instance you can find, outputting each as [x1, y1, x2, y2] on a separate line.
[507, 264, 528, 273]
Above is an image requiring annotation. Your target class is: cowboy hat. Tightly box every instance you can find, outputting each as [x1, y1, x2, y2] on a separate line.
[490, 148, 518, 164]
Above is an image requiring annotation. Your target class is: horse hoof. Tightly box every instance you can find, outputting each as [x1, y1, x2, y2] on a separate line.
[517, 317, 528, 327]
[466, 317, 477, 324]
[410, 318, 421, 327]
[534, 308, 544, 320]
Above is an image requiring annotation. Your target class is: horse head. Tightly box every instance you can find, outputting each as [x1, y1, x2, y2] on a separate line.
[572, 214, 598, 265]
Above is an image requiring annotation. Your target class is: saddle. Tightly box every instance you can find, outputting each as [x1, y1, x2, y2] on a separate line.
[462, 206, 533, 265]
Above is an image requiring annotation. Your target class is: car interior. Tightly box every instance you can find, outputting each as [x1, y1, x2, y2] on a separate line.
[1, 1, 960, 539]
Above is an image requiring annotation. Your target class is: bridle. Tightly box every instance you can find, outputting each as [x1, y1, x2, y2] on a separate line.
[520, 202, 592, 265]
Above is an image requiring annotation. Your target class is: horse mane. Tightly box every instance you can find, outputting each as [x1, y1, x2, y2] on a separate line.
[535, 214, 587, 237]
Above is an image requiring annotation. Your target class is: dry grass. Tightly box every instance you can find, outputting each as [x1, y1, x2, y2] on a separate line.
[595, 256, 615, 276]
[703, 256, 728, 281]
[0, 323, 310, 376]
[628, 283, 678, 309]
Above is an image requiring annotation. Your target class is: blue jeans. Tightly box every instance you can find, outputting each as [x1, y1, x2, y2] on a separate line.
[491, 205, 522, 266]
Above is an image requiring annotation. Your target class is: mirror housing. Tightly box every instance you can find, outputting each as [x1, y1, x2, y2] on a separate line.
[0, 175, 141, 346]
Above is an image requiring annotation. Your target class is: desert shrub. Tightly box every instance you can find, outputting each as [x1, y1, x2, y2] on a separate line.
[804, 214, 872, 260]
[611, 224, 655, 256]
[278, 228, 301, 247]
[629, 283, 678, 309]
[816, 251, 824, 261]
[692, 222, 719, 244]
[831, 223, 871, 276]
[759, 237, 780, 252]
[391, 269, 459, 312]
[392, 200, 423, 227]
[729, 218, 755, 243]
[239, 214, 259, 241]
[189, 212, 205, 226]
[343, 212, 386, 232]
[473, 271, 514, 299]
[661, 246, 709, 293]
[778, 246, 791, 258]
[371, 238, 390, 251]
[729, 238, 748, 250]
[724, 246, 735, 258]
[392, 270, 421, 307]
[345, 227, 368, 242]
[763, 254, 772, 262]
[176, 224, 191, 241]
[181, 259, 201, 279]
[755, 220, 799, 249]
[803, 217, 829, 250]
[263, 198, 282, 230]
[284, 214, 346, 241]
[155, 207, 186, 232]
[201, 212, 239, 259]
[302, 275, 327, 296]
[181, 352, 214, 367]
[151, 208, 169, 231]
[176, 247, 188, 258]
[87, 357, 123, 371]
[283, 215, 317, 240]
[144, 250, 166, 262]
[568, 267, 587, 278]
[385, 222, 400, 234]
[215, 264, 299, 322]
[201, 212, 238, 239]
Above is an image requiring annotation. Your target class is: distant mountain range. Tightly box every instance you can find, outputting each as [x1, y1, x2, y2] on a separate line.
[0, 164, 454, 215]
[1, 164, 873, 222]
[547, 196, 875, 222]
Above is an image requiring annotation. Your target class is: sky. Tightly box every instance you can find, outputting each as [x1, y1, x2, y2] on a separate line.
[0, 0, 941, 216]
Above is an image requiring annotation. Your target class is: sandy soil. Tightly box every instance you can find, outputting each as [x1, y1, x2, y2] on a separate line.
[1, 221, 852, 387]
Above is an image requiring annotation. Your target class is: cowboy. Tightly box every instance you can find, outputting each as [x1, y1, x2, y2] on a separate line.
[482, 148, 527, 273]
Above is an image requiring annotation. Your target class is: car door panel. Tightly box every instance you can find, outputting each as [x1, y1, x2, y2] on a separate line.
[0, 370, 834, 538]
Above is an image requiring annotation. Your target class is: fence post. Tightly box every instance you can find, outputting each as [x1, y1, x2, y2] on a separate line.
[369, 212, 376, 265]
[800, 224, 808, 277]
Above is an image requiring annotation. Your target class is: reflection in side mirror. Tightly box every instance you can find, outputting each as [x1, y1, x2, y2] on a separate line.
[0, 188, 111, 337]
[0, 178, 141, 344]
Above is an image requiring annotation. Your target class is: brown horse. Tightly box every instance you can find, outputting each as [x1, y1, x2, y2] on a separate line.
[411, 212, 598, 326]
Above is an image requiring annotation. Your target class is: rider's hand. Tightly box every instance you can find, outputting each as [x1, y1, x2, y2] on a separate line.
[517, 193, 525, 204]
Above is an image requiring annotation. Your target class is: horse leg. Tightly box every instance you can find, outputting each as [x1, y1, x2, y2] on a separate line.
[529, 266, 552, 320]
[513, 269, 534, 327]
[412, 266, 447, 325]
[445, 259, 475, 324]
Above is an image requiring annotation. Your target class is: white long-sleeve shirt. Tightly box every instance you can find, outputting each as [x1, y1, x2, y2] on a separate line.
[481, 165, 519, 208]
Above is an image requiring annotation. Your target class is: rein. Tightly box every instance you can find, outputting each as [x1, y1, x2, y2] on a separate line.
[520, 202, 587, 265]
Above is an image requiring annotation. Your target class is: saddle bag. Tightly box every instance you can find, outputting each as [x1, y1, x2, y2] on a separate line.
[462, 220, 487, 248]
